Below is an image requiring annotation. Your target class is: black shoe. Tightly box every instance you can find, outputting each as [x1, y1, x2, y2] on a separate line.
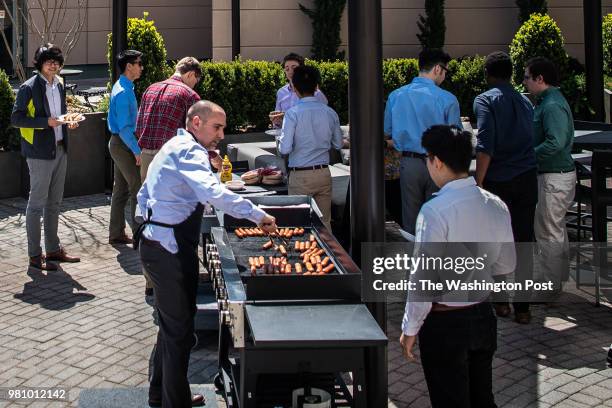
[148, 393, 205, 407]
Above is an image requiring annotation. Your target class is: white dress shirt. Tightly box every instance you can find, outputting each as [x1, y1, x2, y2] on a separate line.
[402, 176, 516, 336]
[41, 74, 63, 142]
[136, 129, 267, 254]
[275, 83, 327, 112]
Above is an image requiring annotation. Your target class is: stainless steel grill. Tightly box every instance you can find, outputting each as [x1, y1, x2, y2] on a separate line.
[206, 196, 386, 408]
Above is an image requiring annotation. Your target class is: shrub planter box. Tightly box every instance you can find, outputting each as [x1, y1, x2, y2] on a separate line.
[0, 151, 22, 199]
[20, 112, 108, 198]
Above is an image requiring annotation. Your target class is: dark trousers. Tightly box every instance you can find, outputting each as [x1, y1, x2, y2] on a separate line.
[419, 303, 497, 408]
[385, 178, 403, 225]
[484, 169, 538, 313]
[140, 241, 198, 408]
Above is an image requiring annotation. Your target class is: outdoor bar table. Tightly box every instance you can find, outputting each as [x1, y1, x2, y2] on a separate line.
[574, 130, 612, 151]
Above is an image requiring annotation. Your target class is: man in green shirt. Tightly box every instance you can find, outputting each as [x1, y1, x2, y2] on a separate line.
[523, 57, 576, 298]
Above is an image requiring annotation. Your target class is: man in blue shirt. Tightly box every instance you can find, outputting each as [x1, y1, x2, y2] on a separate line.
[136, 100, 276, 408]
[107, 50, 143, 246]
[384, 48, 462, 234]
[474, 52, 538, 324]
[278, 65, 343, 231]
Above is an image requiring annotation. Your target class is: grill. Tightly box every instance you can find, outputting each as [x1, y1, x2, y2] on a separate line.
[206, 196, 387, 408]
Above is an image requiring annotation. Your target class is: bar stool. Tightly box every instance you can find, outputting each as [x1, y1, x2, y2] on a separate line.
[576, 150, 612, 306]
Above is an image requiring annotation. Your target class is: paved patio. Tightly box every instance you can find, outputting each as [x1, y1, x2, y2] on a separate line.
[0, 194, 611, 407]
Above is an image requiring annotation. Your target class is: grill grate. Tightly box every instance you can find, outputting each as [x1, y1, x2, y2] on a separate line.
[227, 227, 339, 276]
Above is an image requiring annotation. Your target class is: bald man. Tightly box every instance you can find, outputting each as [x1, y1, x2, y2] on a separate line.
[135, 100, 277, 407]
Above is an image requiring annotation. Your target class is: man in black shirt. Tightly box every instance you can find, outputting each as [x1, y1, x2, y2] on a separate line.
[473, 51, 538, 324]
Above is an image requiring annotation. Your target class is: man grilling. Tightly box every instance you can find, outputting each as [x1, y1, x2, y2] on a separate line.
[135, 100, 276, 407]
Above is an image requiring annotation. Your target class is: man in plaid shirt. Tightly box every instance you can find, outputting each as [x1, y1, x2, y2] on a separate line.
[136, 57, 202, 182]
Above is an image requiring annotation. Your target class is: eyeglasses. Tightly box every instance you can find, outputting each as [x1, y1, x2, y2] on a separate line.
[44, 60, 61, 66]
[439, 64, 450, 74]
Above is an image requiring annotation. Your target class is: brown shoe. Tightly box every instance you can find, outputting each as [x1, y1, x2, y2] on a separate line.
[515, 311, 532, 325]
[494, 303, 511, 318]
[109, 234, 133, 245]
[29, 255, 58, 271]
[148, 393, 205, 407]
[45, 248, 80, 263]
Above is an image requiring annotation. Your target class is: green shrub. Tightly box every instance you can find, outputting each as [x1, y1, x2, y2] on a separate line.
[516, 0, 547, 23]
[382, 59, 419, 99]
[299, 0, 346, 61]
[0, 69, 17, 151]
[197, 59, 284, 133]
[311, 60, 349, 124]
[604, 14, 612, 77]
[107, 12, 172, 102]
[509, 13, 569, 86]
[443, 56, 487, 121]
[417, 0, 446, 49]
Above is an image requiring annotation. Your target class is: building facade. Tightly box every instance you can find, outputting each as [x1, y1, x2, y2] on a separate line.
[2, 0, 611, 73]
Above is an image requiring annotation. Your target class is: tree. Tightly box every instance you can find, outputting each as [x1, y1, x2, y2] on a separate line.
[417, 0, 446, 49]
[0, 0, 86, 81]
[299, 0, 346, 61]
[516, 0, 548, 23]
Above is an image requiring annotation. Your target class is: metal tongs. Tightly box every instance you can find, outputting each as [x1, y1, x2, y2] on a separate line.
[267, 229, 290, 253]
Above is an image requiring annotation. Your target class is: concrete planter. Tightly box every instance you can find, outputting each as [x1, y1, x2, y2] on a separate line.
[0, 151, 22, 199]
[20, 112, 108, 198]
[218, 131, 274, 157]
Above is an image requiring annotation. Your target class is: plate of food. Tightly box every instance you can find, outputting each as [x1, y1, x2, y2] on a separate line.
[225, 180, 246, 191]
[58, 113, 86, 124]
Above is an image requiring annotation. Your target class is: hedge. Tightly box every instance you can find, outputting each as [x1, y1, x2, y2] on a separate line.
[196, 58, 483, 133]
[604, 13, 612, 77]
[0, 69, 17, 151]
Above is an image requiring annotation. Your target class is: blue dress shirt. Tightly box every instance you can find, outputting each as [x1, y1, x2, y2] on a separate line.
[473, 83, 537, 182]
[278, 96, 344, 168]
[107, 75, 141, 155]
[136, 129, 267, 253]
[384, 77, 462, 154]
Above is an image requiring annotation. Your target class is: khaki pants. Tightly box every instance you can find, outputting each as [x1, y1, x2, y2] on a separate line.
[140, 148, 160, 182]
[288, 167, 332, 230]
[137, 148, 159, 290]
[534, 171, 577, 291]
[109, 136, 141, 239]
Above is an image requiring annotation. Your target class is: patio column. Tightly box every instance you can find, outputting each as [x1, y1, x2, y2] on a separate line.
[583, 0, 604, 121]
[232, 0, 240, 59]
[111, 0, 128, 83]
[348, 0, 388, 406]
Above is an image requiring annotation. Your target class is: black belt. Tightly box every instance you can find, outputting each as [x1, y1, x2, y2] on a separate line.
[402, 151, 426, 159]
[56, 140, 64, 146]
[289, 164, 328, 172]
[538, 169, 575, 174]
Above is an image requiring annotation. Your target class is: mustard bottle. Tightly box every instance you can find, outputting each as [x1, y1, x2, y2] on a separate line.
[220, 155, 233, 183]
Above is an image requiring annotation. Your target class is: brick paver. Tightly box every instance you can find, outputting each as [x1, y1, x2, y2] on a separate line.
[0, 194, 610, 407]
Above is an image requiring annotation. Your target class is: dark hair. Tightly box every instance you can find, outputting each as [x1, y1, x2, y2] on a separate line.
[484, 51, 513, 80]
[418, 48, 451, 72]
[525, 57, 559, 86]
[117, 49, 143, 73]
[282, 52, 305, 68]
[422, 125, 474, 174]
[33, 43, 64, 71]
[292, 65, 319, 96]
